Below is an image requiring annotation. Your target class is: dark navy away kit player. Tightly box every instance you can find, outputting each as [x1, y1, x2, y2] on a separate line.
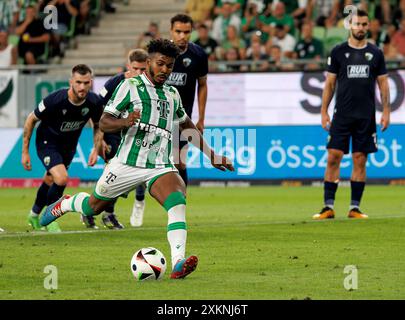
[313, 9, 391, 220]
[22, 64, 104, 232]
[86, 48, 148, 229]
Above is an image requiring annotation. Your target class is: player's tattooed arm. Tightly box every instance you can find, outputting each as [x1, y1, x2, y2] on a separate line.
[377, 74, 390, 131]
[179, 116, 234, 172]
[89, 119, 107, 162]
[99, 111, 141, 133]
[21, 112, 39, 171]
[321, 73, 337, 131]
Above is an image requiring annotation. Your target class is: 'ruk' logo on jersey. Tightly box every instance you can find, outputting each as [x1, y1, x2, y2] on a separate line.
[166, 72, 187, 86]
[60, 121, 85, 132]
[347, 65, 369, 78]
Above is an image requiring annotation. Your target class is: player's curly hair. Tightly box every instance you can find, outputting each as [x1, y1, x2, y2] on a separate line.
[147, 38, 181, 59]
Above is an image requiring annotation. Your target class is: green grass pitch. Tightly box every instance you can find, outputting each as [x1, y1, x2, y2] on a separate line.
[0, 185, 404, 300]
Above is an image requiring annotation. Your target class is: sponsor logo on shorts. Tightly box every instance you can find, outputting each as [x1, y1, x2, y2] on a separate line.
[166, 72, 187, 86]
[347, 65, 369, 78]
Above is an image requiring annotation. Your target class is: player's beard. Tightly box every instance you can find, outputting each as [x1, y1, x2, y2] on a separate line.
[148, 66, 166, 85]
[352, 31, 367, 41]
[72, 86, 87, 103]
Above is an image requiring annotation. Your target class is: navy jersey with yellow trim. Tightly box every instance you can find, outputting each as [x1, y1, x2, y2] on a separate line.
[327, 41, 387, 119]
[165, 42, 208, 117]
[34, 89, 103, 147]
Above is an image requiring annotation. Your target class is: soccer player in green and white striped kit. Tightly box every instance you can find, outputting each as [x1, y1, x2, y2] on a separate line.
[40, 38, 234, 279]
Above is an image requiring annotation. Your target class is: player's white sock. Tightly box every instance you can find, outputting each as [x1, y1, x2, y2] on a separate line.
[167, 203, 187, 269]
[30, 210, 39, 217]
[61, 192, 93, 215]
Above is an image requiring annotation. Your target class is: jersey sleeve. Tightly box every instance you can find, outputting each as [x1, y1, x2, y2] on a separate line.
[33, 94, 55, 120]
[172, 88, 187, 123]
[104, 80, 131, 117]
[99, 74, 125, 105]
[376, 49, 388, 76]
[90, 95, 104, 123]
[327, 46, 340, 74]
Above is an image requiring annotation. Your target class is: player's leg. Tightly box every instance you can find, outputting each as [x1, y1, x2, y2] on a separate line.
[175, 140, 189, 186]
[100, 134, 125, 229]
[28, 172, 52, 230]
[348, 152, 368, 218]
[348, 118, 377, 218]
[149, 171, 198, 279]
[314, 117, 350, 220]
[41, 157, 138, 227]
[130, 184, 146, 227]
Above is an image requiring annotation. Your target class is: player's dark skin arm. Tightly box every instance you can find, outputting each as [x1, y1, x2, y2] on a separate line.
[321, 73, 337, 131]
[377, 74, 390, 132]
[179, 116, 234, 172]
[99, 111, 141, 133]
[196, 76, 208, 134]
[21, 112, 40, 171]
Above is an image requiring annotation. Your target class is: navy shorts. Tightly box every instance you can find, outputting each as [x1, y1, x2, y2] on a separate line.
[36, 141, 76, 172]
[103, 133, 121, 161]
[327, 116, 377, 154]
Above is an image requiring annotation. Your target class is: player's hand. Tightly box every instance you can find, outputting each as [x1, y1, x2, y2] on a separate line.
[96, 140, 109, 161]
[210, 153, 235, 172]
[321, 113, 331, 131]
[196, 119, 204, 134]
[22, 152, 32, 171]
[381, 110, 390, 132]
[125, 110, 141, 127]
[125, 70, 137, 79]
[87, 148, 99, 167]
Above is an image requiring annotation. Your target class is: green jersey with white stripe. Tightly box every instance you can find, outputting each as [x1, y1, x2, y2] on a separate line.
[104, 73, 187, 169]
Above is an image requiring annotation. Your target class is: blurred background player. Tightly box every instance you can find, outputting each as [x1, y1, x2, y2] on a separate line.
[87, 48, 148, 229]
[131, 14, 209, 227]
[22, 64, 104, 232]
[40, 39, 234, 279]
[313, 9, 390, 220]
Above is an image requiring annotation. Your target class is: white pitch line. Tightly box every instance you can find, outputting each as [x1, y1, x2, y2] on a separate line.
[1, 214, 405, 239]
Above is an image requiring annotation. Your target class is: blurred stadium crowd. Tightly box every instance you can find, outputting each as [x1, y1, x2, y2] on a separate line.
[1, 0, 405, 71]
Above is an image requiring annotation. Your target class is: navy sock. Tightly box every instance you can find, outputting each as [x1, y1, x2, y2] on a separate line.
[324, 181, 338, 208]
[104, 198, 117, 214]
[351, 181, 365, 207]
[32, 182, 50, 214]
[47, 183, 66, 205]
[178, 168, 188, 186]
[136, 184, 145, 201]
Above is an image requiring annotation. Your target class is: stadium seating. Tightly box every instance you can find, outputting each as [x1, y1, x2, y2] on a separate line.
[61, 0, 186, 75]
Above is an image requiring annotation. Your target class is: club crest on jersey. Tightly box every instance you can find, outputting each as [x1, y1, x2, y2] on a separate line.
[81, 108, 89, 116]
[183, 58, 192, 67]
[365, 52, 373, 61]
[62, 109, 67, 115]
[345, 53, 350, 59]
[347, 65, 369, 78]
[44, 156, 51, 166]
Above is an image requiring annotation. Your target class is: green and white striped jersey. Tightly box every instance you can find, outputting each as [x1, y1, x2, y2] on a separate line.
[104, 73, 187, 169]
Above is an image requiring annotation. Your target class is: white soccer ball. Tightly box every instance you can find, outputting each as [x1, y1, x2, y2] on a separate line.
[130, 247, 167, 281]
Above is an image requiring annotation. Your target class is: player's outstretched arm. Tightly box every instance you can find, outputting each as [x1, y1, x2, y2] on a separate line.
[377, 74, 391, 132]
[99, 111, 141, 133]
[88, 119, 107, 164]
[321, 72, 337, 131]
[179, 116, 235, 172]
[21, 112, 40, 171]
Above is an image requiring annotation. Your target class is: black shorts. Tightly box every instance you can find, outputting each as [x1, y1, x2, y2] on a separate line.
[327, 116, 377, 154]
[36, 141, 76, 172]
[103, 133, 121, 161]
